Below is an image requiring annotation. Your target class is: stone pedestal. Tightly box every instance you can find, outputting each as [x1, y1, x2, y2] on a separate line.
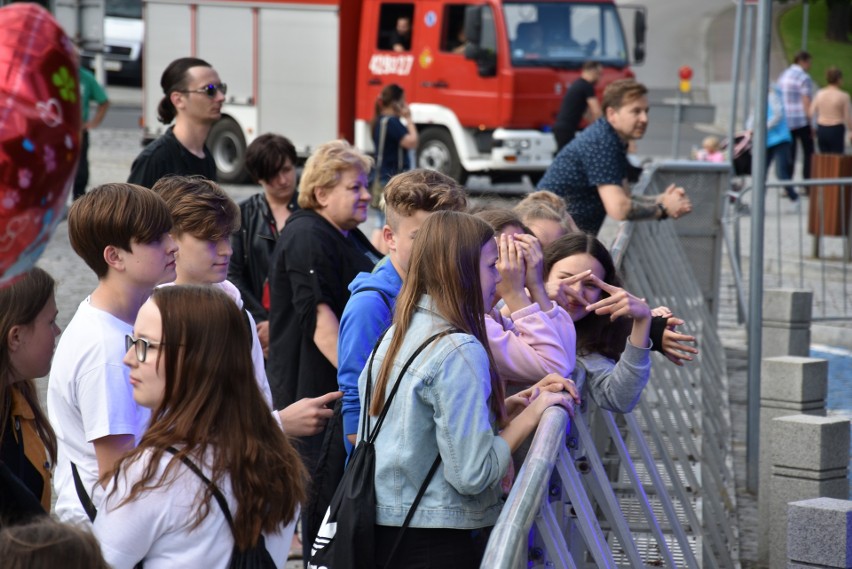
[768, 415, 851, 569]
[761, 289, 813, 358]
[757, 357, 828, 564]
[787, 497, 852, 568]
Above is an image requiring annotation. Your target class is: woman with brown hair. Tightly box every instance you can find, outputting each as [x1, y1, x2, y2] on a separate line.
[0, 268, 60, 525]
[362, 211, 574, 568]
[93, 286, 305, 568]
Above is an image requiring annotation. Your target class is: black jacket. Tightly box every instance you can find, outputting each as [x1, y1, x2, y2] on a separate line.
[228, 192, 298, 322]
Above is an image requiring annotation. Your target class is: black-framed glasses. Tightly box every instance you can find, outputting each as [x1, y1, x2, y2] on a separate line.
[125, 335, 162, 363]
[179, 82, 227, 98]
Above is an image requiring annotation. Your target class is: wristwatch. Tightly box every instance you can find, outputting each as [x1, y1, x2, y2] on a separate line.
[657, 202, 669, 220]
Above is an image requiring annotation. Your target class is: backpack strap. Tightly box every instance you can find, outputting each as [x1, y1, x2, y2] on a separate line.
[375, 116, 389, 177]
[367, 329, 464, 445]
[164, 448, 235, 533]
[352, 286, 392, 311]
[71, 461, 98, 522]
[385, 454, 442, 566]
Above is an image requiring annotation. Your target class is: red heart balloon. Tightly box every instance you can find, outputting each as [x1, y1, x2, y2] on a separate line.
[0, 3, 81, 287]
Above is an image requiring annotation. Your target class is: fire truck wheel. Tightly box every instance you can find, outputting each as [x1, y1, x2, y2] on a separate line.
[208, 117, 249, 184]
[417, 128, 467, 183]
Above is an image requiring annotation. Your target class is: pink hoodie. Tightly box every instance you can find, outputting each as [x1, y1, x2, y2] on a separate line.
[485, 302, 576, 388]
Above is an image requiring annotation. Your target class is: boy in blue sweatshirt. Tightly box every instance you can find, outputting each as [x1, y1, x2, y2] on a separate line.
[337, 169, 467, 450]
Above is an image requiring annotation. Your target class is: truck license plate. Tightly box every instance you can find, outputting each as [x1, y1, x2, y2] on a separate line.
[104, 60, 122, 72]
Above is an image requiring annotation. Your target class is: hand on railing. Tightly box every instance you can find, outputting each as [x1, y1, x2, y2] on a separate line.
[505, 373, 581, 421]
[650, 306, 699, 366]
[657, 183, 692, 219]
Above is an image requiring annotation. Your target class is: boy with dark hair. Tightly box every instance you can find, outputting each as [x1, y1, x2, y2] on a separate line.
[48, 183, 177, 525]
[337, 169, 467, 449]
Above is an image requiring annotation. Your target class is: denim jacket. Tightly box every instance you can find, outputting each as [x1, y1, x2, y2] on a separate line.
[357, 295, 511, 529]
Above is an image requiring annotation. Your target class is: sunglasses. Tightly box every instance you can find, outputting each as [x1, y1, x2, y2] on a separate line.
[125, 334, 162, 363]
[180, 82, 228, 98]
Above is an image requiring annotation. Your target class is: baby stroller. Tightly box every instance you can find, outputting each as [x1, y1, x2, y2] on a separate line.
[720, 131, 752, 212]
[720, 131, 753, 176]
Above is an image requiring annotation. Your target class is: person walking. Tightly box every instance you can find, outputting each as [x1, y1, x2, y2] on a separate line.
[810, 67, 852, 154]
[73, 67, 109, 200]
[777, 51, 816, 181]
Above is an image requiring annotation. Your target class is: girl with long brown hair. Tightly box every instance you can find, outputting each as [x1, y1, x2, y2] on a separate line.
[362, 211, 573, 568]
[0, 268, 60, 524]
[93, 286, 305, 568]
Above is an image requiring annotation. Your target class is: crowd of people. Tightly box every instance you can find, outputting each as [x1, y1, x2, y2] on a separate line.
[0, 57, 708, 568]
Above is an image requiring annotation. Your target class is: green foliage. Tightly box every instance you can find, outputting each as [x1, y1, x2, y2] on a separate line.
[778, 0, 852, 94]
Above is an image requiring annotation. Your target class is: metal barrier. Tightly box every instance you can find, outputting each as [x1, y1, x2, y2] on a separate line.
[482, 165, 740, 568]
[724, 176, 852, 321]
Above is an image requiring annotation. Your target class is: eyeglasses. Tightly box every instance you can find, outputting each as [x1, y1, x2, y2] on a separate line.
[179, 83, 228, 98]
[125, 335, 162, 363]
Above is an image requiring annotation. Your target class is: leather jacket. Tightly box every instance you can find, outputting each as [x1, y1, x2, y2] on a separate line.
[228, 192, 298, 322]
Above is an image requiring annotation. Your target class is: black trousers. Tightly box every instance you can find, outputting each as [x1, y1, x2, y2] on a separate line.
[374, 525, 492, 569]
[73, 129, 89, 200]
[789, 125, 815, 179]
[816, 124, 846, 154]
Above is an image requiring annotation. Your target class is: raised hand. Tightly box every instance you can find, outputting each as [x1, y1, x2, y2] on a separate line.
[495, 233, 530, 312]
[545, 270, 593, 311]
[584, 274, 651, 322]
[660, 317, 699, 366]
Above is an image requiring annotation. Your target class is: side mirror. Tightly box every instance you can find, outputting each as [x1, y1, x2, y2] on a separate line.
[633, 10, 646, 64]
[462, 5, 496, 77]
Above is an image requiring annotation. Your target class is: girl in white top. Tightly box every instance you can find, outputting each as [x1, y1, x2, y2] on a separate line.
[94, 285, 305, 569]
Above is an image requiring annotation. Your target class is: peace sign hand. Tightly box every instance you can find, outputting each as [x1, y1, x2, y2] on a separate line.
[545, 270, 592, 310]
[584, 274, 651, 322]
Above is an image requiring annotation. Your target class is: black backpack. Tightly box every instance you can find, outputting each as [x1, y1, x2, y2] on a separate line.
[308, 328, 461, 569]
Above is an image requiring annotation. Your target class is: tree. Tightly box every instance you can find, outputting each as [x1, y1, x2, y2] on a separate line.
[824, 0, 851, 42]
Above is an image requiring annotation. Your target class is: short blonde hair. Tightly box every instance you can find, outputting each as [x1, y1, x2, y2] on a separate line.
[384, 169, 467, 230]
[298, 140, 373, 210]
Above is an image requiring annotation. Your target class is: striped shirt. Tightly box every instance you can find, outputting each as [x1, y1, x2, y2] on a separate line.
[777, 64, 815, 130]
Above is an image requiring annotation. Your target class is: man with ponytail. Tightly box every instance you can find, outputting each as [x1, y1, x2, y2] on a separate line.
[128, 57, 223, 188]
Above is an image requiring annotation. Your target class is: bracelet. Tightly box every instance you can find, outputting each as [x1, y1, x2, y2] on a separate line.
[657, 202, 669, 220]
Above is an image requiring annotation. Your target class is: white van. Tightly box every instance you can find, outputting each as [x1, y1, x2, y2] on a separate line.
[81, 0, 143, 84]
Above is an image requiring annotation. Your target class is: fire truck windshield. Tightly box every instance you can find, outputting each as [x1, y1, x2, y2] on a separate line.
[503, 2, 628, 69]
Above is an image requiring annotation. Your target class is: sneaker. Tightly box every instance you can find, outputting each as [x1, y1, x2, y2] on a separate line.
[787, 200, 802, 215]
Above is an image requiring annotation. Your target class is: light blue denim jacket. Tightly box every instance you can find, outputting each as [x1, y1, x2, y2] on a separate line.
[357, 295, 511, 529]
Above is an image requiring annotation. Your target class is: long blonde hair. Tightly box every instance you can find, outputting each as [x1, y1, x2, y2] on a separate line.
[369, 211, 507, 425]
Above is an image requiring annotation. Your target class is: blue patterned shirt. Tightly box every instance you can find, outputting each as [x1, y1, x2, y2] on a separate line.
[777, 64, 815, 130]
[537, 117, 628, 234]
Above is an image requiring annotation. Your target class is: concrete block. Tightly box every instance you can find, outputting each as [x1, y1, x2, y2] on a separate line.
[770, 477, 850, 569]
[761, 357, 828, 406]
[771, 415, 851, 473]
[762, 289, 813, 323]
[762, 326, 811, 358]
[788, 498, 852, 568]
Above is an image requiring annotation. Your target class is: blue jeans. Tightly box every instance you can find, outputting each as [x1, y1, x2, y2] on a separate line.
[767, 141, 798, 201]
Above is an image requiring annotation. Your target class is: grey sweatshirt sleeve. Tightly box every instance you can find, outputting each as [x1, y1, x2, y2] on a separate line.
[579, 339, 652, 413]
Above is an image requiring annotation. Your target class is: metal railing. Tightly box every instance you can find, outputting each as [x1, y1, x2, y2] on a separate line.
[724, 176, 852, 322]
[482, 164, 740, 568]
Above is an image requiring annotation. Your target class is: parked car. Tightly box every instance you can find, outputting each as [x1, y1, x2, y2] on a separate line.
[81, 0, 143, 85]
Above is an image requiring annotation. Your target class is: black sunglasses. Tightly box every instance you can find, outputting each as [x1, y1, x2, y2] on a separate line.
[179, 82, 228, 98]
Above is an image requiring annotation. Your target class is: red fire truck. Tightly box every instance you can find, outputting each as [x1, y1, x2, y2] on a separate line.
[142, 0, 646, 183]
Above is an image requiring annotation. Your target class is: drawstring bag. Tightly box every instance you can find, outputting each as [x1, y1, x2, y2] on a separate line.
[308, 329, 460, 569]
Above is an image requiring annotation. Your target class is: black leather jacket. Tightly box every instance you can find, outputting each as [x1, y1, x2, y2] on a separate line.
[228, 192, 298, 322]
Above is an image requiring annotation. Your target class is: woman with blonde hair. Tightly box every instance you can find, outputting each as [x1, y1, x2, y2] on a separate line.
[94, 286, 305, 568]
[0, 268, 60, 525]
[363, 211, 575, 568]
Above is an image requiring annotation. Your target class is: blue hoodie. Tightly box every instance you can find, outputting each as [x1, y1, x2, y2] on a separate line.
[337, 258, 402, 451]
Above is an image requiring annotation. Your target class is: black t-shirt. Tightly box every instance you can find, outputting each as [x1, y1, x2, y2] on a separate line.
[389, 29, 411, 51]
[554, 77, 596, 133]
[127, 127, 217, 188]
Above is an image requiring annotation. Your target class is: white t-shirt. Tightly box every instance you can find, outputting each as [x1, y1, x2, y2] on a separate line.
[48, 298, 151, 526]
[157, 281, 273, 409]
[94, 448, 295, 569]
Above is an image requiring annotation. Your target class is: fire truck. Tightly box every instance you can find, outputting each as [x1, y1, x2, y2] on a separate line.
[141, 0, 646, 183]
